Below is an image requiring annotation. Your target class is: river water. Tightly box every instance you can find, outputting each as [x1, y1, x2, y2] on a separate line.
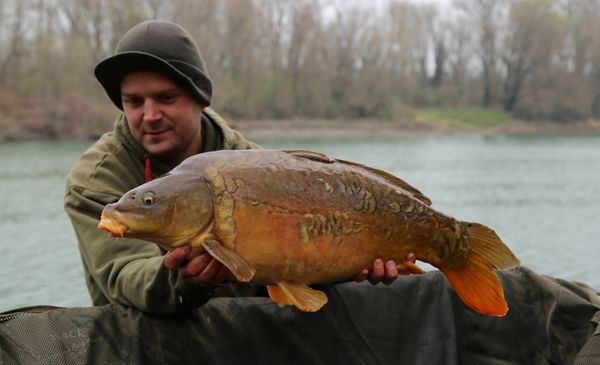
[1, 133, 599, 311]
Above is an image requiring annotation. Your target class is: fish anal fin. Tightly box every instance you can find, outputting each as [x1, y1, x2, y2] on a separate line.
[271, 282, 328, 312]
[202, 239, 255, 282]
[284, 150, 336, 163]
[440, 222, 520, 317]
[267, 285, 294, 306]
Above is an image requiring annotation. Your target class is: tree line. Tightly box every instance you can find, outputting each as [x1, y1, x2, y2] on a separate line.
[1, 0, 600, 139]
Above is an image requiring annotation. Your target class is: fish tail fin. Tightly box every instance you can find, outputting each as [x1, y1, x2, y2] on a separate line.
[440, 222, 520, 317]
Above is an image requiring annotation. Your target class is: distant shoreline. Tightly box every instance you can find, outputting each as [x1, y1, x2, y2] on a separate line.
[230, 118, 600, 140]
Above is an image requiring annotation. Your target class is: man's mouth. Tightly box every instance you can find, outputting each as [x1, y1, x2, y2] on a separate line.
[145, 129, 169, 136]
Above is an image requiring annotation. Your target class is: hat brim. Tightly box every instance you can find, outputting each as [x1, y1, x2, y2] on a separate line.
[94, 52, 211, 110]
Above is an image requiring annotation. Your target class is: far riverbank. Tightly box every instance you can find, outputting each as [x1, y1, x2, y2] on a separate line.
[230, 118, 600, 140]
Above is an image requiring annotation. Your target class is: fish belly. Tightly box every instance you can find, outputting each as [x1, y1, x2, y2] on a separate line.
[229, 200, 410, 285]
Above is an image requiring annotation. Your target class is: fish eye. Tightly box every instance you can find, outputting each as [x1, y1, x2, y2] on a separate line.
[127, 194, 136, 200]
[142, 192, 156, 206]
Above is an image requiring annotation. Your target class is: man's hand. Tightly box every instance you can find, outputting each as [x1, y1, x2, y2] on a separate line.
[354, 253, 418, 285]
[164, 245, 229, 285]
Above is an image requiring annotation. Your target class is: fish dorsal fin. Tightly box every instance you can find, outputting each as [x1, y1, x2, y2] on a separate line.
[202, 239, 255, 282]
[267, 282, 328, 312]
[336, 158, 432, 206]
[283, 149, 431, 206]
[284, 150, 336, 163]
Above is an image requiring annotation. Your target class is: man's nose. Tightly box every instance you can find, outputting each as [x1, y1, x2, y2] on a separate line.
[143, 100, 162, 121]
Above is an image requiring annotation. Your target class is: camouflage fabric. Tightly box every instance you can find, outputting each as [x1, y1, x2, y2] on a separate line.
[573, 311, 600, 365]
[1, 267, 598, 365]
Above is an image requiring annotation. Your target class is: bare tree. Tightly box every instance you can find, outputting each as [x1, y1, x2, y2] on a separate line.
[60, 0, 111, 62]
[446, 17, 475, 104]
[0, 0, 26, 91]
[286, 0, 321, 115]
[427, 6, 446, 88]
[456, 0, 506, 106]
[557, 0, 600, 117]
[386, 1, 431, 101]
[500, 0, 565, 111]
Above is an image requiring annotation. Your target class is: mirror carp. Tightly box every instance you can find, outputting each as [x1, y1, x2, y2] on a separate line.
[99, 149, 520, 316]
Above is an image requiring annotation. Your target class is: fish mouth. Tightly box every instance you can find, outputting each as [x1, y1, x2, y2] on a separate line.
[98, 214, 129, 238]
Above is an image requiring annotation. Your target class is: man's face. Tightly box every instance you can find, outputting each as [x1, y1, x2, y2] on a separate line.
[121, 71, 203, 168]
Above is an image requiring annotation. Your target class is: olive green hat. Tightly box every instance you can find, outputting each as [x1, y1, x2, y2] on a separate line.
[94, 20, 212, 109]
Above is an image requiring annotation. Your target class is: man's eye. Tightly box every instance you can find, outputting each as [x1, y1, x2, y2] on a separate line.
[124, 98, 142, 107]
[158, 94, 177, 103]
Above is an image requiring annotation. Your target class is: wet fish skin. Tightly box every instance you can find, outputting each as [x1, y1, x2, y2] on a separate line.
[99, 149, 520, 315]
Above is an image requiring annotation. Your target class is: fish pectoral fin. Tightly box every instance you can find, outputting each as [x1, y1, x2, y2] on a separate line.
[284, 150, 336, 163]
[202, 239, 255, 282]
[269, 282, 328, 312]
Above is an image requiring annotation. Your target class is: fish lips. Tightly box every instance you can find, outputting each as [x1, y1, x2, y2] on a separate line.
[98, 214, 129, 238]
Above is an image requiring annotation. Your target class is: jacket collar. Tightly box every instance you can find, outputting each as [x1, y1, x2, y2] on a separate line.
[113, 113, 171, 177]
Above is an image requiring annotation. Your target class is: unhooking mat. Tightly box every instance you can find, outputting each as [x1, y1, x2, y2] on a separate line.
[1, 266, 599, 365]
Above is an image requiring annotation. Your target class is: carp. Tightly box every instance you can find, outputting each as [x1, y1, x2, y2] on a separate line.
[98, 149, 520, 316]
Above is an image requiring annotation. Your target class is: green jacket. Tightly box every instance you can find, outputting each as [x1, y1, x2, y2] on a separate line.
[64, 108, 259, 314]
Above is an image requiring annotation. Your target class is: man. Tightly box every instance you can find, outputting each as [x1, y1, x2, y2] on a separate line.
[64, 20, 400, 314]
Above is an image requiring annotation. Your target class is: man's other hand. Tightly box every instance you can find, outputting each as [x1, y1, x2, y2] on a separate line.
[164, 245, 229, 285]
[354, 253, 418, 285]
